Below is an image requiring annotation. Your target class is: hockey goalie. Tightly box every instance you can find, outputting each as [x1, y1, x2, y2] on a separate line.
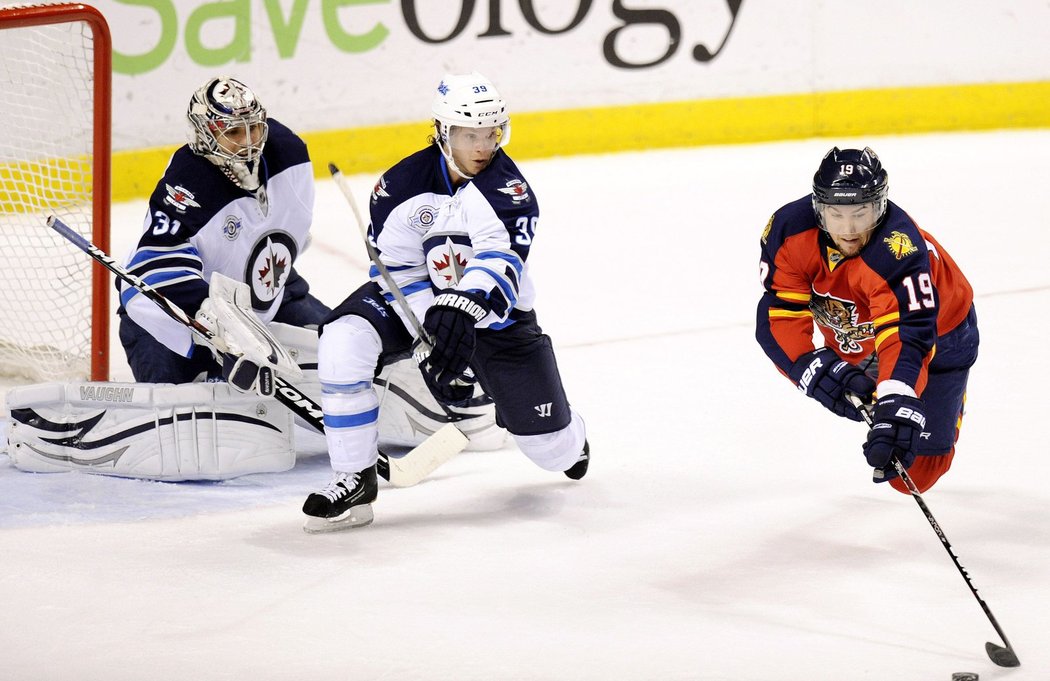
[1, 273, 504, 481]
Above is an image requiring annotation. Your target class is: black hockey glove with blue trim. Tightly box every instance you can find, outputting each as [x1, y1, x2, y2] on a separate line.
[416, 290, 489, 404]
[789, 348, 875, 422]
[863, 394, 925, 482]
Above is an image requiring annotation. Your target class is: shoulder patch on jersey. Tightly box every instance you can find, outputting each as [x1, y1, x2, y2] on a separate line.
[222, 215, 243, 241]
[409, 205, 437, 231]
[883, 230, 918, 260]
[371, 175, 390, 204]
[761, 214, 774, 244]
[497, 179, 530, 203]
[164, 184, 201, 213]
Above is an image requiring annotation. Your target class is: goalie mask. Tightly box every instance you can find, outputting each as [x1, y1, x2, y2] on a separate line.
[432, 72, 510, 179]
[188, 77, 269, 190]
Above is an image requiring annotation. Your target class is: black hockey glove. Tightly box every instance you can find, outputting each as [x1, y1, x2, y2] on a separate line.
[222, 352, 275, 397]
[789, 348, 875, 422]
[414, 337, 477, 406]
[415, 290, 489, 405]
[862, 394, 925, 482]
[421, 290, 489, 377]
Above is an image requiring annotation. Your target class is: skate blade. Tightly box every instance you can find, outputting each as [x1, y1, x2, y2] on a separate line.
[302, 503, 375, 534]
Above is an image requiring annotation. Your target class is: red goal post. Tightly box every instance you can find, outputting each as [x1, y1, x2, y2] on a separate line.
[0, 2, 111, 381]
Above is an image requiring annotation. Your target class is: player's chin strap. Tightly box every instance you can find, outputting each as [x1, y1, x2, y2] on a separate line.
[845, 392, 1020, 668]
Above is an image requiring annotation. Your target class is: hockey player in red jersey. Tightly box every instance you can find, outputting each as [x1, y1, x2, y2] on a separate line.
[756, 147, 979, 493]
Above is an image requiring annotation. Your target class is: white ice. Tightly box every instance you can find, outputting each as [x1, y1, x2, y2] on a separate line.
[2, 132, 1048, 681]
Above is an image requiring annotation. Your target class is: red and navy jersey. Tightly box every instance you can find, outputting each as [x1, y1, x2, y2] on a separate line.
[757, 195, 973, 394]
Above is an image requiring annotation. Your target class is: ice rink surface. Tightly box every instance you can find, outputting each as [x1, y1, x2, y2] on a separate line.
[2, 131, 1048, 680]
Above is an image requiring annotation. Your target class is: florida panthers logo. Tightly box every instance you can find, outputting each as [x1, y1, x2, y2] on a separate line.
[884, 230, 918, 259]
[810, 291, 874, 354]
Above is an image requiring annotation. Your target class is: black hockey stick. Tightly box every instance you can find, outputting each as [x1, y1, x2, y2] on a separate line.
[48, 216, 460, 487]
[847, 393, 1020, 667]
[47, 215, 328, 433]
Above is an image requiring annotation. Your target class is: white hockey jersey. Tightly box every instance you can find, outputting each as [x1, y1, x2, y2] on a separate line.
[120, 119, 315, 357]
[368, 145, 538, 334]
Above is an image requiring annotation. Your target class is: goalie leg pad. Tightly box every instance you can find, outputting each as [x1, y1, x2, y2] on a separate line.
[375, 358, 506, 451]
[514, 408, 587, 472]
[267, 322, 327, 454]
[5, 381, 295, 481]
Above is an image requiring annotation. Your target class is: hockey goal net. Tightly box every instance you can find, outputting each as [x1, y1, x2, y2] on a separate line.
[0, 3, 110, 382]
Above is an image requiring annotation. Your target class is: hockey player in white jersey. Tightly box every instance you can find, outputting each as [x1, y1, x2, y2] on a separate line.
[4, 77, 330, 480]
[302, 72, 589, 533]
[3, 76, 502, 482]
[118, 76, 330, 387]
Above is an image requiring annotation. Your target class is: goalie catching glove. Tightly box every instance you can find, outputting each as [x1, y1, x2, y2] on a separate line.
[194, 272, 302, 397]
[415, 289, 489, 405]
[789, 348, 875, 422]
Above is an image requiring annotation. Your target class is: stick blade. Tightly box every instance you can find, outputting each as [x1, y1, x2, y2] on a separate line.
[386, 423, 468, 487]
[985, 641, 1020, 667]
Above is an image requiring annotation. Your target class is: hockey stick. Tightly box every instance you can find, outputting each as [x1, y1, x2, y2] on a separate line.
[847, 393, 1020, 667]
[47, 215, 327, 429]
[327, 162, 432, 344]
[46, 215, 452, 487]
[327, 163, 469, 477]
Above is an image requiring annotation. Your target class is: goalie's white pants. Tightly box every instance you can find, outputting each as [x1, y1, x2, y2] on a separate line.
[4, 382, 294, 480]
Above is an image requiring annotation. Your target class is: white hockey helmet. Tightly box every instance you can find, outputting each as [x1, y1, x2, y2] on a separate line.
[431, 72, 510, 176]
[187, 76, 268, 167]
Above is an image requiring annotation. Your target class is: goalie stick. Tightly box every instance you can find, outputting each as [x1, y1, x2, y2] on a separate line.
[46, 215, 462, 487]
[847, 393, 1020, 668]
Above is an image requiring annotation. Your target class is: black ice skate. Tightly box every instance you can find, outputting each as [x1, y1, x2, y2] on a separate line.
[302, 466, 378, 533]
[563, 440, 590, 480]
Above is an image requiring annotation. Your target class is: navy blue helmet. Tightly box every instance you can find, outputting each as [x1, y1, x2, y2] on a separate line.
[812, 147, 889, 224]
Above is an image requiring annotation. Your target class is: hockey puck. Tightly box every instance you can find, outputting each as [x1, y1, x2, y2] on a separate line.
[951, 674, 978, 681]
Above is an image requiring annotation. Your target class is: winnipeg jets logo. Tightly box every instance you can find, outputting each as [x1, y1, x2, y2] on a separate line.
[246, 232, 298, 308]
[257, 243, 288, 298]
[534, 403, 553, 418]
[432, 238, 468, 285]
[371, 175, 390, 204]
[497, 179, 530, 203]
[163, 184, 200, 213]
